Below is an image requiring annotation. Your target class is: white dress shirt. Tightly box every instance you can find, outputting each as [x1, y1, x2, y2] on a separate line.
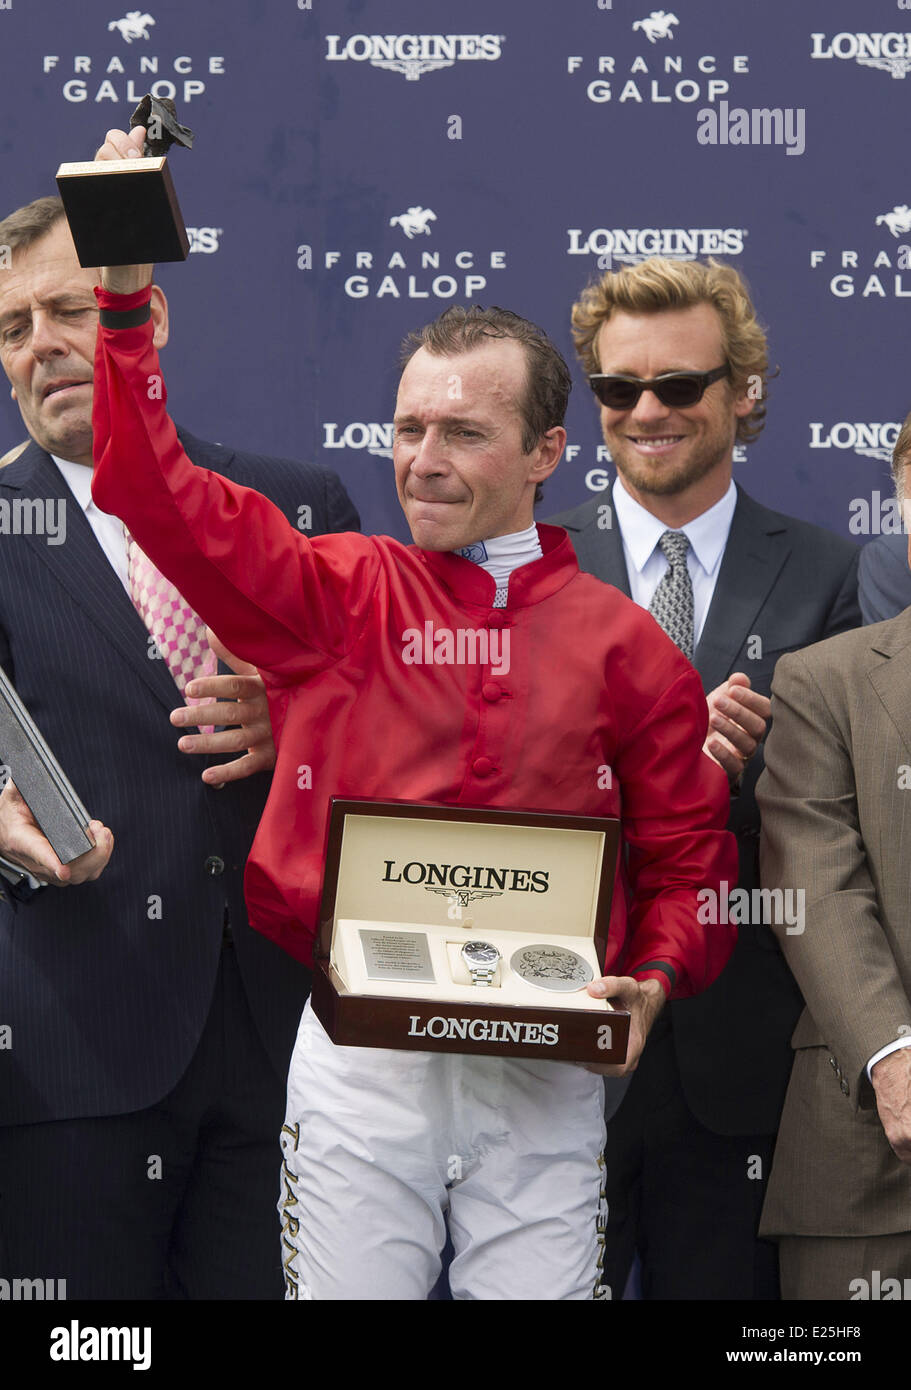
[612, 475, 737, 647]
[53, 455, 130, 592]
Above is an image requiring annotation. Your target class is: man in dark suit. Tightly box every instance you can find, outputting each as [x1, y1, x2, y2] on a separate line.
[547, 256, 861, 1299]
[0, 198, 359, 1298]
[858, 533, 911, 624]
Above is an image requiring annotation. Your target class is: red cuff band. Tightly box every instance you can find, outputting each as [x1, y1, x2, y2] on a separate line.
[94, 284, 154, 312]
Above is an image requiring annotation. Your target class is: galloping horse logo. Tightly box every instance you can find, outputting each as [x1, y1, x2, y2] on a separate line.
[632, 10, 679, 43]
[876, 205, 911, 238]
[389, 206, 437, 239]
[108, 11, 155, 43]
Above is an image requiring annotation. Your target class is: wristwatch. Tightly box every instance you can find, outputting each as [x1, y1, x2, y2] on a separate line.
[461, 940, 501, 987]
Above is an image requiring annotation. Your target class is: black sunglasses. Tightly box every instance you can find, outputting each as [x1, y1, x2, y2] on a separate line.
[588, 364, 731, 410]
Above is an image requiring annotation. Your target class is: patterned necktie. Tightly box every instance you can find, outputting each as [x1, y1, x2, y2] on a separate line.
[648, 530, 694, 661]
[124, 526, 216, 724]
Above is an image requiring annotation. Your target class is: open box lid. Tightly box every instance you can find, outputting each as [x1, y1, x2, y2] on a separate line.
[318, 798, 621, 965]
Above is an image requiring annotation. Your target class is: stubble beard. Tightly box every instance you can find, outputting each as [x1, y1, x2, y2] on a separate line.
[605, 420, 734, 498]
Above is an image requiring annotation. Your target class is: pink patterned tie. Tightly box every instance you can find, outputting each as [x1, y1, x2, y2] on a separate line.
[124, 526, 217, 730]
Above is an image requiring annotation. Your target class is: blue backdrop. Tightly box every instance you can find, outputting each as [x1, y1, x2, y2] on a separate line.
[0, 0, 908, 543]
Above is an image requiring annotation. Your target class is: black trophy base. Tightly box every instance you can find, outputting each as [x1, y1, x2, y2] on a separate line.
[56, 158, 190, 266]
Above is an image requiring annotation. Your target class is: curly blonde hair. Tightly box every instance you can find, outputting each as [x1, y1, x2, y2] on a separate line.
[571, 258, 769, 444]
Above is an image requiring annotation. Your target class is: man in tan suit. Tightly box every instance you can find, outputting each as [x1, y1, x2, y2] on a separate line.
[757, 414, 911, 1299]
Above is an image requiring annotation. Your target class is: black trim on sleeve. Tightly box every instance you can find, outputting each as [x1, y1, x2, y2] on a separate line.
[631, 960, 677, 989]
[99, 303, 152, 330]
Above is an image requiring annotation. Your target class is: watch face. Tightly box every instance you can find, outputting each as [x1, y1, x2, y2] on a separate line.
[510, 945, 594, 993]
[463, 941, 500, 967]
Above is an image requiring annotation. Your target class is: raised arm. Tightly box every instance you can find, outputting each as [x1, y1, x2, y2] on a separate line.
[91, 289, 378, 678]
[88, 129, 376, 678]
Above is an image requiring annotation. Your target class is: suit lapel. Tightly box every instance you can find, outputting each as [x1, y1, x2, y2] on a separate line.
[867, 615, 911, 758]
[555, 497, 631, 596]
[1, 443, 185, 712]
[555, 488, 792, 688]
[694, 489, 790, 692]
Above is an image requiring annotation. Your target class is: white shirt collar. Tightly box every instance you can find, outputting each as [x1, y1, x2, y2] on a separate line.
[612, 474, 737, 577]
[52, 455, 94, 511]
[51, 455, 131, 593]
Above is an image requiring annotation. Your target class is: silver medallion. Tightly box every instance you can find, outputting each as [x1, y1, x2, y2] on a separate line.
[510, 944, 594, 992]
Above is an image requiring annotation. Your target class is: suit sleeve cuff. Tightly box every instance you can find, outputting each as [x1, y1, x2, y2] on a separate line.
[866, 1036, 911, 1080]
[0, 855, 43, 899]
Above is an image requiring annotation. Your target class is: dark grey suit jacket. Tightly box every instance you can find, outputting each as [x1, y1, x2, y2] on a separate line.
[858, 533, 911, 624]
[546, 484, 861, 1133]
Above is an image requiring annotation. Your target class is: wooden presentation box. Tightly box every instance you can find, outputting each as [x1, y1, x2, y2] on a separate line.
[311, 799, 628, 1064]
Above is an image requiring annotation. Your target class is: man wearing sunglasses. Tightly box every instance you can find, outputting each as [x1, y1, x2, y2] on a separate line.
[547, 257, 861, 1300]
